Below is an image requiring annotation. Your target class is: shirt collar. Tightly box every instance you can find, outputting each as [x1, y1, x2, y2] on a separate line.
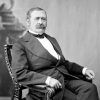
[28, 30, 45, 39]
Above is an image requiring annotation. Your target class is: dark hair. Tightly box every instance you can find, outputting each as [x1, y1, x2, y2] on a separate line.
[26, 7, 46, 20]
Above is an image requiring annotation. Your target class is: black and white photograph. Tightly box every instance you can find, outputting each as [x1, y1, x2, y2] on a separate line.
[0, 0, 100, 100]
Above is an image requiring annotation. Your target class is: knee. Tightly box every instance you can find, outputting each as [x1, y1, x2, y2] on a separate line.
[86, 83, 97, 92]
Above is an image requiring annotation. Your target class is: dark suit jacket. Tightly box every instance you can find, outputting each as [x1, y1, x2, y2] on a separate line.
[11, 31, 84, 99]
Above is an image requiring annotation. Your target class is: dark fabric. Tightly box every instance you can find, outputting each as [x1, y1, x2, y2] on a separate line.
[64, 79, 99, 100]
[11, 32, 83, 86]
[11, 32, 99, 100]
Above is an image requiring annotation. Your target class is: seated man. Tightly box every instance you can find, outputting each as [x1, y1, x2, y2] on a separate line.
[11, 7, 99, 100]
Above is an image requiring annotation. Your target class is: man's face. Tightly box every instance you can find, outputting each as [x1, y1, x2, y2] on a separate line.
[27, 10, 47, 34]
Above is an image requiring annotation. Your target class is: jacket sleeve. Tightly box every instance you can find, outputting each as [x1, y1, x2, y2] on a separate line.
[63, 60, 84, 75]
[11, 42, 48, 87]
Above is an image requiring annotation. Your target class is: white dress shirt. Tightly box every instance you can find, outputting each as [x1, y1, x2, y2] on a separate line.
[37, 37, 60, 60]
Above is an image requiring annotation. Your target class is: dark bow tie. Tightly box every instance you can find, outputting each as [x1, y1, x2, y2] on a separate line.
[30, 32, 46, 38]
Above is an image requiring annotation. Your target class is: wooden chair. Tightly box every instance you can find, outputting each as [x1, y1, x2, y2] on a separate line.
[4, 44, 52, 100]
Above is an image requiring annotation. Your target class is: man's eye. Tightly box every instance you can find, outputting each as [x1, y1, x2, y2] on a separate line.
[36, 17, 39, 20]
[35, 17, 46, 21]
[42, 18, 46, 21]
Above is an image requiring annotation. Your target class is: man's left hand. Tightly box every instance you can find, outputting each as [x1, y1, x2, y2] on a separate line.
[85, 69, 95, 80]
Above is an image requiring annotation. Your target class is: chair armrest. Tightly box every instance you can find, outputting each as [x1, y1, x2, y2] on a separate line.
[22, 84, 51, 99]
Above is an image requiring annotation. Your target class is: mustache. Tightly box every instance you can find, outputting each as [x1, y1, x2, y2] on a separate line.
[36, 24, 46, 29]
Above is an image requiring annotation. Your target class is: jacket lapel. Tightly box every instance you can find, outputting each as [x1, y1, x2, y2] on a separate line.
[22, 32, 57, 61]
[45, 34, 63, 56]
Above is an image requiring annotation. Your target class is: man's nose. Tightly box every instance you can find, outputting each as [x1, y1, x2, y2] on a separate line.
[38, 18, 43, 24]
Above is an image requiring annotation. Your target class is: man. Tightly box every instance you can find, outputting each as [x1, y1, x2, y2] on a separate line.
[11, 7, 99, 100]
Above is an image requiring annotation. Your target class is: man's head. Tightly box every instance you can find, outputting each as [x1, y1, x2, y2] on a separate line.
[26, 7, 47, 34]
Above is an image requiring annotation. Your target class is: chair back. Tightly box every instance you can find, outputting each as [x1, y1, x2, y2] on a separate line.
[4, 44, 21, 100]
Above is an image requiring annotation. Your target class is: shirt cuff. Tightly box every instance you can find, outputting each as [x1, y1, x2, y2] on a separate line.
[45, 76, 51, 85]
[82, 67, 88, 75]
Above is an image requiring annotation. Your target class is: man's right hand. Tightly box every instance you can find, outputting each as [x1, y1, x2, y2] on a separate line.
[45, 76, 62, 89]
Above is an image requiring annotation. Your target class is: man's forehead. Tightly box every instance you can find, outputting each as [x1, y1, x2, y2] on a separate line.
[31, 10, 46, 17]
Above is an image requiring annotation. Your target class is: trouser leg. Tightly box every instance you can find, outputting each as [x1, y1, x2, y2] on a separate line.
[64, 79, 99, 100]
[63, 88, 77, 100]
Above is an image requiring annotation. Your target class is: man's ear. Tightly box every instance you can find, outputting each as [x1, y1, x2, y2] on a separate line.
[26, 19, 30, 26]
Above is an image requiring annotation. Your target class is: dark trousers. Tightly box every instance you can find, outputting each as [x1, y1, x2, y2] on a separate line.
[63, 79, 99, 100]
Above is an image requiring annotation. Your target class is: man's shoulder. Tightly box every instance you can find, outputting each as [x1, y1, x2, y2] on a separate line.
[12, 38, 25, 49]
[16, 31, 30, 42]
[12, 32, 28, 48]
